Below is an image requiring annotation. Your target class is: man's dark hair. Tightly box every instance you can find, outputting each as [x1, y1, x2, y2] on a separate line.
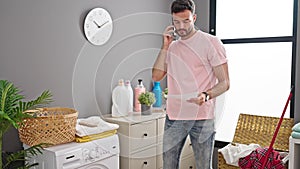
[171, 0, 195, 14]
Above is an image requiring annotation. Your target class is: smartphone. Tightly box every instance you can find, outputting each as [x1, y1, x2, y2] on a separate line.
[171, 22, 178, 41]
[171, 27, 179, 41]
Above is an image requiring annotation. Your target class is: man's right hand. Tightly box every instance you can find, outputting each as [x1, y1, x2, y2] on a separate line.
[162, 25, 176, 49]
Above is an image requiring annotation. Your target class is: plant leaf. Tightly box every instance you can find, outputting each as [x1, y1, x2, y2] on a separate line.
[0, 110, 18, 128]
[13, 90, 53, 114]
[4, 143, 49, 168]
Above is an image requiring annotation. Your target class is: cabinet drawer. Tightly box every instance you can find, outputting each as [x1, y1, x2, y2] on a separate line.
[130, 147, 156, 169]
[130, 120, 156, 152]
[179, 154, 196, 169]
[130, 156, 156, 169]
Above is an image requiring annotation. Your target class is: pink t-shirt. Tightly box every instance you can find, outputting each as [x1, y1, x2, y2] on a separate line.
[165, 30, 227, 120]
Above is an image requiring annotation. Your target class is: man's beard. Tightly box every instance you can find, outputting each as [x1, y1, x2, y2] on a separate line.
[176, 25, 194, 38]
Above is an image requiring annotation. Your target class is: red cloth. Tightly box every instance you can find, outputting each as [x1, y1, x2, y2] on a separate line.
[238, 147, 285, 169]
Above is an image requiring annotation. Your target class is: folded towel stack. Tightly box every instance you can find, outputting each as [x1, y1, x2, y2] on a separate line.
[291, 122, 300, 139]
[75, 130, 117, 143]
[75, 116, 119, 143]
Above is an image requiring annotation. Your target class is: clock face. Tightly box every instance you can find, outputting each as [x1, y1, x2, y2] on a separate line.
[84, 8, 113, 46]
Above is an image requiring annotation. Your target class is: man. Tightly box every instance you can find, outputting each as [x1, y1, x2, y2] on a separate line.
[152, 0, 230, 168]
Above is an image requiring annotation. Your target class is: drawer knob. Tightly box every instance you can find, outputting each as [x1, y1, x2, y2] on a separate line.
[144, 133, 148, 137]
[189, 166, 193, 169]
[144, 161, 148, 165]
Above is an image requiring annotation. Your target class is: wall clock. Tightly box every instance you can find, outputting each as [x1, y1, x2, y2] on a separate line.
[84, 8, 113, 46]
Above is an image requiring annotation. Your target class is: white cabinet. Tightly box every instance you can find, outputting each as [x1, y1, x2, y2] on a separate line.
[104, 112, 165, 169]
[289, 137, 300, 169]
[104, 112, 195, 169]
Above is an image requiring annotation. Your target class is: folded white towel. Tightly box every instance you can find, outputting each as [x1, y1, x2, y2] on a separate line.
[218, 143, 261, 166]
[79, 116, 102, 127]
[76, 116, 119, 137]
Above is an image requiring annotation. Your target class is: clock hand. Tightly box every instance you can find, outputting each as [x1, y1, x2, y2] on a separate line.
[98, 21, 109, 28]
[93, 21, 101, 28]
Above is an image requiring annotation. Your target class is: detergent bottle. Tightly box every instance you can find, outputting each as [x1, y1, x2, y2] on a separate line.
[112, 79, 130, 117]
[125, 80, 133, 113]
[152, 81, 162, 107]
[134, 79, 145, 112]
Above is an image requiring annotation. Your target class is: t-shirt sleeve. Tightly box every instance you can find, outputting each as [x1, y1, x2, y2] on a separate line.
[208, 37, 227, 67]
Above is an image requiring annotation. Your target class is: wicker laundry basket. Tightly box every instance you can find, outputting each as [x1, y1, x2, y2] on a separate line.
[18, 107, 78, 147]
[218, 113, 294, 169]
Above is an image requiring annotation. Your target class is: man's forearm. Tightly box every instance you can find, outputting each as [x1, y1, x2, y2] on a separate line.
[206, 79, 230, 99]
[206, 63, 230, 99]
[152, 48, 167, 81]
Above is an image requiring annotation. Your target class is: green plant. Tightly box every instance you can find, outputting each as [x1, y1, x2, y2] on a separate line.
[138, 91, 156, 106]
[0, 80, 53, 168]
[163, 88, 168, 99]
[4, 143, 50, 169]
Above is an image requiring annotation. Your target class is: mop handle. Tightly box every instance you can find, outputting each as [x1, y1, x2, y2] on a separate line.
[261, 89, 293, 169]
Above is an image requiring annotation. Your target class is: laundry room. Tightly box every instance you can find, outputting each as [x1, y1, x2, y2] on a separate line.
[1, 0, 300, 168]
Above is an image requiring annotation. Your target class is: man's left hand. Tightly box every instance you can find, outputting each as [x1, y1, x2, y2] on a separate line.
[186, 93, 206, 105]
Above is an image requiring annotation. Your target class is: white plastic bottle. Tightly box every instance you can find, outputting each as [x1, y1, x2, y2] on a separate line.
[112, 79, 130, 117]
[125, 80, 133, 113]
[134, 79, 145, 112]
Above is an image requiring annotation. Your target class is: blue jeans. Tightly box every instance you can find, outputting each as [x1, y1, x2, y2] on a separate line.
[163, 115, 215, 169]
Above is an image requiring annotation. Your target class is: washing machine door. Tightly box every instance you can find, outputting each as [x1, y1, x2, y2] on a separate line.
[77, 155, 119, 169]
[77, 163, 108, 169]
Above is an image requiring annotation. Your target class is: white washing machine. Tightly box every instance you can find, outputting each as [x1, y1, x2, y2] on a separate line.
[25, 134, 119, 169]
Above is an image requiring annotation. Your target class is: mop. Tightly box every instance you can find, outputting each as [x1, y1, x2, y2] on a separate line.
[261, 86, 294, 169]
